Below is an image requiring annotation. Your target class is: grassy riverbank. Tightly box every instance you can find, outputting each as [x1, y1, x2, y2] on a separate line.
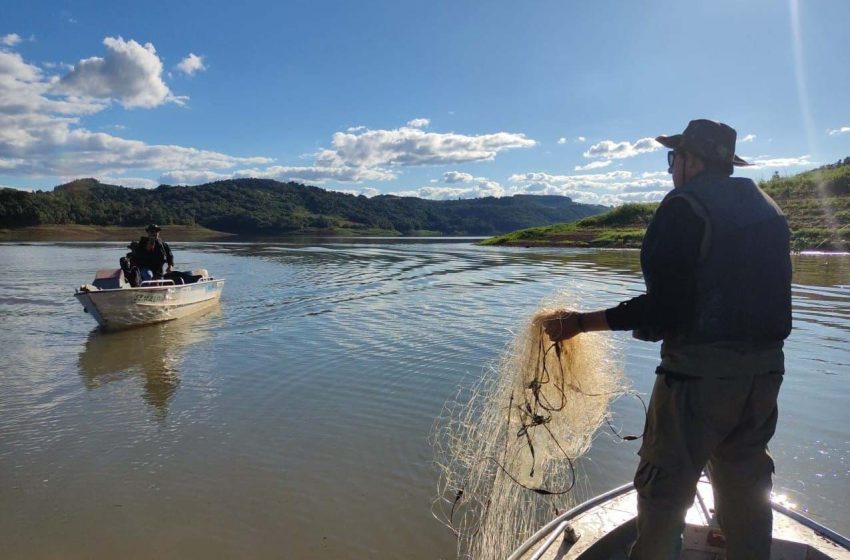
[482, 160, 850, 251]
[0, 224, 450, 242]
[0, 224, 234, 242]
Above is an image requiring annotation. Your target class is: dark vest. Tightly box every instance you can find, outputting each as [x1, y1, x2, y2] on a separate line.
[134, 236, 170, 271]
[643, 173, 792, 377]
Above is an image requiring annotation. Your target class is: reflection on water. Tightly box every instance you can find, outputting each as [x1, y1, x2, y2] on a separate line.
[0, 243, 848, 560]
[78, 307, 220, 417]
[793, 253, 850, 286]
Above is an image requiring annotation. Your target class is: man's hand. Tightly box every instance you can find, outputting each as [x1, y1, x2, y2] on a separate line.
[166, 265, 173, 273]
[536, 311, 583, 342]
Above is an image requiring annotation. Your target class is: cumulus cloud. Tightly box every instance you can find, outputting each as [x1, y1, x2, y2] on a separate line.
[57, 37, 182, 108]
[574, 160, 611, 171]
[507, 169, 672, 205]
[740, 134, 756, 142]
[177, 53, 206, 76]
[1, 33, 22, 46]
[744, 155, 812, 169]
[1, 47, 536, 190]
[576, 136, 586, 143]
[0, 48, 271, 180]
[828, 127, 850, 136]
[159, 170, 230, 185]
[557, 137, 566, 144]
[509, 170, 632, 186]
[443, 171, 474, 183]
[393, 179, 506, 200]
[406, 118, 430, 128]
[323, 124, 535, 169]
[159, 163, 397, 186]
[583, 137, 661, 160]
[96, 175, 159, 189]
[241, 164, 394, 183]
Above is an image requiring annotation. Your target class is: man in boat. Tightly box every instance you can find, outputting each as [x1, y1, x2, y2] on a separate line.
[131, 224, 174, 282]
[541, 119, 792, 560]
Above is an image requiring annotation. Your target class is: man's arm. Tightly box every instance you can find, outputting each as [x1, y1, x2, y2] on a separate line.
[163, 242, 174, 271]
[543, 197, 704, 341]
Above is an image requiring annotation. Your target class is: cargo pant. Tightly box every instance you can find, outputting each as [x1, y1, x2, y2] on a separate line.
[628, 370, 783, 560]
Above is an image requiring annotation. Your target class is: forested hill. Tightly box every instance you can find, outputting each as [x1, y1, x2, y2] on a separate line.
[0, 178, 607, 236]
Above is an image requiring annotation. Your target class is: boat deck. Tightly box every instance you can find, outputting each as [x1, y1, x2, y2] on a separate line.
[515, 479, 850, 560]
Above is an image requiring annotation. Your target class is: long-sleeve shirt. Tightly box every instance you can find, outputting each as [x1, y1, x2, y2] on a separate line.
[134, 236, 174, 272]
[604, 196, 705, 338]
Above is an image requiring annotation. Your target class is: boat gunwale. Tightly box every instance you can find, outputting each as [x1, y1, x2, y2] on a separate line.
[506, 483, 634, 560]
[76, 278, 225, 295]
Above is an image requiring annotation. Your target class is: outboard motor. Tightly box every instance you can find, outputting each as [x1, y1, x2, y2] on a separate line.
[120, 247, 142, 287]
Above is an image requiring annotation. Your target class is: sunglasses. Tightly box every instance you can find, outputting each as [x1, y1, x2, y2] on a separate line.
[667, 151, 677, 168]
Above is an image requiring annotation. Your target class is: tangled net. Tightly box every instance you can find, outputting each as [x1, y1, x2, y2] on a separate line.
[432, 298, 628, 560]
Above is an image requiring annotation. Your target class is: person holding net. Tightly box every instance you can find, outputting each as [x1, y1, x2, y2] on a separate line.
[541, 119, 792, 560]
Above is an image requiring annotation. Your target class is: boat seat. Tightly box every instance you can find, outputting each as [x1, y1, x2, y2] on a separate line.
[92, 268, 128, 290]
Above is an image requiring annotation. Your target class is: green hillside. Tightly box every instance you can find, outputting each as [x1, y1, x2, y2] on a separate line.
[0, 178, 606, 238]
[483, 159, 850, 251]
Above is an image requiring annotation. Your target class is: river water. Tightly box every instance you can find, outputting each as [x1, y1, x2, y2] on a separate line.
[1, 241, 848, 559]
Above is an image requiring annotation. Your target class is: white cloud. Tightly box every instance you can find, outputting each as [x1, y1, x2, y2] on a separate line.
[443, 171, 474, 183]
[240, 164, 394, 183]
[57, 37, 183, 108]
[557, 137, 566, 144]
[507, 169, 672, 205]
[576, 136, 587, 143]
[324, 124, 535, 168]
[740, 134, 756, 142]
[828, 127, 850, 136]
[159, 170, 230, 185]
[574, 160, 611, 171]
[509, 170, 632, 186]
[159, 163, 397, 186]
[583, 137, 661, 160]
[1, 48, 536, 190]
[176, 53, 206, 76]
[406, 118, 430, 128]
[96, 175, 158, 189]
[744, 155, 812, 169]
[393, 179, 506, 200]
[0, 48, 271, 179]
[360, 187, 380, 197]
[1, 33, 22, 47]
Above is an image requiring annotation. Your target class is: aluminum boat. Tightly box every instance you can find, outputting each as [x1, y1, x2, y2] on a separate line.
[75, 268, 224, 330]
[510, 477, 850, 560]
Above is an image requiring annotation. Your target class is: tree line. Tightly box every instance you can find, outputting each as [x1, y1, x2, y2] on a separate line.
[0, 178, 607, 236]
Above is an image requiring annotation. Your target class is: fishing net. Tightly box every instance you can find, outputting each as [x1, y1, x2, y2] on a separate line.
[432, 296, 628, 560]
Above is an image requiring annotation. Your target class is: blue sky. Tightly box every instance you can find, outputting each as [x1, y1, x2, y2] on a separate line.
[2, 0, 849, 204]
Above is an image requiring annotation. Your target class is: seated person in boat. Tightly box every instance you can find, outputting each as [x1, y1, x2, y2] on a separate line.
[131, 224, 174, 281]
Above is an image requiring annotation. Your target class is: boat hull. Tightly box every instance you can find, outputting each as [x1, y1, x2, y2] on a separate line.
[75, 279, 225, 330]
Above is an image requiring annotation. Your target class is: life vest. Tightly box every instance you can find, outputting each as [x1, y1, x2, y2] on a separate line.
[642, 173, 792, 377]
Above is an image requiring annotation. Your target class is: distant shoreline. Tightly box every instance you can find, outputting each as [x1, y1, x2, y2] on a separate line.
[0, 225, 234, 242]
[0, 224, 470, 242]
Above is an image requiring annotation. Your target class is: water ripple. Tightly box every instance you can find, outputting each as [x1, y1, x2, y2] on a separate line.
[1, 243, 849, 559]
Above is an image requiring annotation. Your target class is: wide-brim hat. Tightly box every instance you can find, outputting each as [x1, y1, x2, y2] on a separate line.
[145, 223, 162, 232]
[656, 119, 750, 167]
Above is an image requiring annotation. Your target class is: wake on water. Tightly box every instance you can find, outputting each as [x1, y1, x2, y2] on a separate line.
[432, 294, 630, 560]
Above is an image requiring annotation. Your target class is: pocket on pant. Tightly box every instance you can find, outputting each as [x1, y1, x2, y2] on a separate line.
[634, 461, 661, 491]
